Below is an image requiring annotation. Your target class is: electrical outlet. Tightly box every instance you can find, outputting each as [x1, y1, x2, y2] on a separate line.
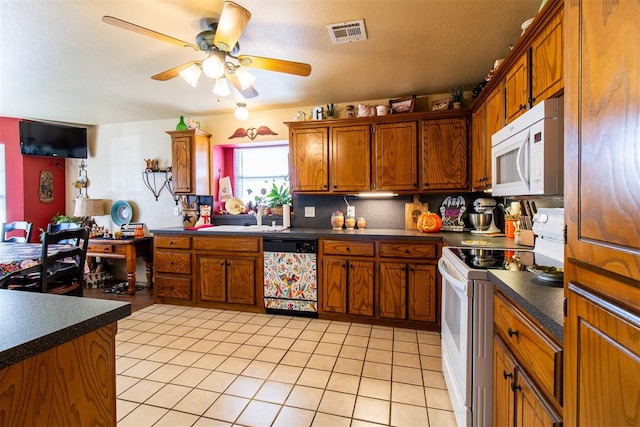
[347, 206, 356, 217]
[174, 206, 181, 216]
[305, 206, 316, 217]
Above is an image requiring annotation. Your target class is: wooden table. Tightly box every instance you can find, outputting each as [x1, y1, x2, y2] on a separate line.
[87, 237, 153, 295]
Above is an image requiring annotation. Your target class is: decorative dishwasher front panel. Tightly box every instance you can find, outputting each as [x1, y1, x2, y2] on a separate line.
[263, 251, 317, 312]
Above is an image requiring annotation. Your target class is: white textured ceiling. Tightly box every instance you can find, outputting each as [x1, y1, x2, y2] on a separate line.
[0, 0, 541, 125]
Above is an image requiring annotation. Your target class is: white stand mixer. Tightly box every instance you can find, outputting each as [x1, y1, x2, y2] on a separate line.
[471, 198, 502, 234]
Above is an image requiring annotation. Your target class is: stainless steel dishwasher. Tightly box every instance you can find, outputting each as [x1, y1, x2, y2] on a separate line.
[263, 238, 318, 317]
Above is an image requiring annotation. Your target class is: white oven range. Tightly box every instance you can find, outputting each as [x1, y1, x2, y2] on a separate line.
[438, 208, 564, 427]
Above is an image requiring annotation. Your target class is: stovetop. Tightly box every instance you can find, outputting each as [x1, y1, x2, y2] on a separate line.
[447, 247, 536, 271]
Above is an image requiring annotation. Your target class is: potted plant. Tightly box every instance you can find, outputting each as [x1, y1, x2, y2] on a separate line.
[326, 103, 336, 118]
[265, 180, 292, 215]
[450, 86, 464, 109]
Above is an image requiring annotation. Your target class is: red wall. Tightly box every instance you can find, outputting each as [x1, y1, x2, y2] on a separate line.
[1, 117, 67, 242]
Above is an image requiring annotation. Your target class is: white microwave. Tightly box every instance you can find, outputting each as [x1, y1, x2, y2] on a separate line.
[491, 97, 564, 197]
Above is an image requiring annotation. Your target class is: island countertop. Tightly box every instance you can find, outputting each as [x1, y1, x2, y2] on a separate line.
[0, 290, 131, 370]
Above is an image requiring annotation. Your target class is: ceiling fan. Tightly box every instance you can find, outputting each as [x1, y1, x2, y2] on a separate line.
[102, 1, 312, 99]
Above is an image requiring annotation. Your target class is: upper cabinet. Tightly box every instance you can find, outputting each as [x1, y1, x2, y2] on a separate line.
[289, 127, 329, 192]
[530, 10, 563, 106]
[287, 110, 466, 195]
[504, 53, 529, 123]
[421, 118, 468, 191]
[167, 129, 212, 195]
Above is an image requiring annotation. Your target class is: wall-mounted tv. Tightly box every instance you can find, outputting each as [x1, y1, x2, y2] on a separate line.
[19, 120, 88, 159]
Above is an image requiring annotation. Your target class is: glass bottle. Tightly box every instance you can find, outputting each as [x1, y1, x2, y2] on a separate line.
[176, 116, 188, 131]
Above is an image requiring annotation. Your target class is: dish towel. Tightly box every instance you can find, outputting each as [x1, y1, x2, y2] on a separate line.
[219, 176, 233, 202]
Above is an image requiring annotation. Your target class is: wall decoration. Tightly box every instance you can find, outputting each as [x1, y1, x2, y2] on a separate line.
[72, 160, 89, 197]
[439, 195, 466, 232]
[39, 170, 54, 203]
[431, 98, 450, 111]
[228, 126, 278, 140]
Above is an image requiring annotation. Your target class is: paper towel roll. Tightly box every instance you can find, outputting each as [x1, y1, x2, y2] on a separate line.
[282, 204, 291, 228]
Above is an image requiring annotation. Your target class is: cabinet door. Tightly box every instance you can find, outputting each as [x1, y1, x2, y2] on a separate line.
[331, 125, 371, 192]
[290, 127, 329, 192]
[530, 10, 563, 106]
[494, 336, 516, 427]
[471, 103, 489, 191]
[198, 255, 226, 302]
[407, 264, 436, 322]
[348, 260, 374, 316]
[374, 122, 418, 191]
[321, 257, 347, 313]
[226, 258, 256, 305]
[484, 84, 504, 188]
[171, 135, 193, 194]
[514, 368, 562, 427]
[505, 53, 529, 124]
[421, 118, 468, 190]
[378, 262, 406, 319]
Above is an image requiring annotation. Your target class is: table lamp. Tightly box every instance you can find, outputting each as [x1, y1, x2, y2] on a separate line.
[73, 198, 106, 228]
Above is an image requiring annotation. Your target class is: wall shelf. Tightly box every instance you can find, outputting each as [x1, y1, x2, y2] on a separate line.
[142, 168, 172, 201]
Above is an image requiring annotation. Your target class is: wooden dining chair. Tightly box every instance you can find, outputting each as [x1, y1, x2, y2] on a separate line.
[6, 228, 89, 296]
[47, 222, 81, 244]
[1, 221, 33, 243]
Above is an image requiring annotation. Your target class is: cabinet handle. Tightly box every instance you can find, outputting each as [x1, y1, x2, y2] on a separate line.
[519, 104, 526, 111]
[169, 241, 175, 245]
[511, 383, 522, 392]
[333, 185, 337, 189]
[507, 328, 519, 338]
[424, 182, 429, 187]
[323, 185, 328, 189]
[346, 247, 350, 252]
[405, 249, 410, 254]
[503, 370, 513, 380]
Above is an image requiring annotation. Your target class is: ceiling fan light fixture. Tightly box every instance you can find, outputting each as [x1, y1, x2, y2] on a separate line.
[178, 63, 202, 87]
[202, 53, 225, 78]
[234, 67, 256, 90]
[213, 77, 231, 97]
[235, 103, 249, 121]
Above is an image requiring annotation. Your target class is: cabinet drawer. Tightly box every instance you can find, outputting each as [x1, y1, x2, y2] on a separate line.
[87, 244, 115, 254]
[494, 292, 563, 401]
[155, 235, 192, 250]
[155, 251, 191, 274]
[194, 236, 260, 253]
[379, 242, 437, 259]
[155, 275, 191, 299]
[322, 239, 375, 257]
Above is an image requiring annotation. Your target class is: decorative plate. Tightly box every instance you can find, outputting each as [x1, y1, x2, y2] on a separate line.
[111, 200, 133, 226]
[225, 197, 244, 215]
[527, 265, 564, 282]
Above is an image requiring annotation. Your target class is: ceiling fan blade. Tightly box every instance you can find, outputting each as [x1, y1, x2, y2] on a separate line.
[213, 2, 251, 52]
[227, 72, 259, 98]
[238, 55, 312, 76]
[102, 16, 200, 51]
[151, 61, 201, 81]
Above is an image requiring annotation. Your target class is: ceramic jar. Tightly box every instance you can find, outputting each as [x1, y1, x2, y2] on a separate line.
[345, 215, 356, 229]
[357, 217, 367, 229]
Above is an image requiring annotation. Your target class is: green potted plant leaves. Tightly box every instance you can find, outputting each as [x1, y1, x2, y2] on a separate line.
[265, 180, 292, 215]
[450, 86, 464, 109]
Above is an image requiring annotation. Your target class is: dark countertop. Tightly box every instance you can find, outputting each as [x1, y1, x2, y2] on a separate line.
[151, 227, 531, 249]
[0, 290, 131, 370]
[488, 270, 564, 343]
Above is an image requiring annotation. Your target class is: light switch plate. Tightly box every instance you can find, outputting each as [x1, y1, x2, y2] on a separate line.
[347, 206, 356, 217]
[305, 206, 316, 217]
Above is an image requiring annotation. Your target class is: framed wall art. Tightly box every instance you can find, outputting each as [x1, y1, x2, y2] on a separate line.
[389, 95, 416, 114]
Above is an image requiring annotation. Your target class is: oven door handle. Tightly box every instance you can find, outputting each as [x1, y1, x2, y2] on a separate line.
[438, 257, 468, 295]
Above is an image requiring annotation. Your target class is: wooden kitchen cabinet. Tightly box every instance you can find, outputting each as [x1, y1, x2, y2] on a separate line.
[374, 121, 418, 191]
[198, 255, 256, 305]
[504, 53, 529, 124]
[331, 125, 371, 192]
[289, 127, 329, 192]
[564, 1, 640, 425]
[320, 239, 375, 316]
[493, 291, 563, 426]
[471, 102, 491, 191]
[530, 10, 563, 107]
[421, 118, 468, 191]
[167, 129, 212, 195]
[154, 235, 192, 301]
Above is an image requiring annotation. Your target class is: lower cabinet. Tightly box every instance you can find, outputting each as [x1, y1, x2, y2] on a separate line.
[319, 238, 440, 329]
[154, 235, 192, 301]
[493, 290, 562, 427]
[198, 256, 256, 305]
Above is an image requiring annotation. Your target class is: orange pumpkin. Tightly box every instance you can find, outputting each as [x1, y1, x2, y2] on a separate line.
[417, 212, 442, 233]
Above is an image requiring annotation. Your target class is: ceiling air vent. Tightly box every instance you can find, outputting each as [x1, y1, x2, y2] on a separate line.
[326, 19, 367, 44]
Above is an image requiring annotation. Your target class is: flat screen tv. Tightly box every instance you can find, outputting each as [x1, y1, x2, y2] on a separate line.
[19, 120, 88, 159]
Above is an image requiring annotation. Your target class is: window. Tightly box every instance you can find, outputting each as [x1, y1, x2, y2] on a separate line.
[234, 144, 289, 204]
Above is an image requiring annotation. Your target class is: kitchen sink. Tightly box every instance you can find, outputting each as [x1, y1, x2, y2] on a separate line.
[197, 225, 286, 232]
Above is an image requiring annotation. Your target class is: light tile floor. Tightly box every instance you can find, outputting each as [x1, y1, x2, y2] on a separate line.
[116, 304, 456, 427]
